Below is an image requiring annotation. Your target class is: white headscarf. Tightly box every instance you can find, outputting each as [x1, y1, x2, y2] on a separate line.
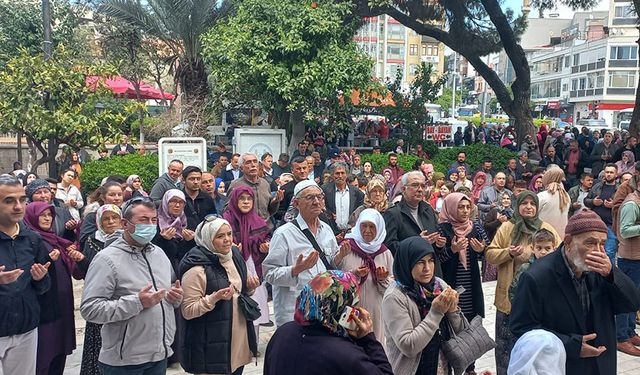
[508, 329, 566, 375]
[195, 217, 233, 263]
[345, 208, 387, 254]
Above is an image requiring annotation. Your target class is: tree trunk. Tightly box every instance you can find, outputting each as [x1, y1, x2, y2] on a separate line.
[290, 108, 305, 154]
[30, 137, 56, 174]
[629, 21, 640, 138]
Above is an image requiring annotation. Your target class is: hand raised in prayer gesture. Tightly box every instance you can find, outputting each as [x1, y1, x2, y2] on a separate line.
[0, 265, 23, 284]
[334, 241, 351, 265]
[508, 245, 524, 258]
[346, 307, 373, 339]
[160, 227, 177, 240]
[30, 262, 50, 281]
[182, 229, 195, 241]
[259, 242, 270, 254]
[48, 249, 60, 262]
[212, 286, 234, 302]
[353, 265, 369, 278]
[580, 333, 606, 358]
[139, 284, 166, 309]
[470, 238, 486, 253]
[375, 266, 389, 281]
[246, 276, 261, 292]
[291, 251, 319, 277]
[166, 280, 183, 305]
[66, 244, 85, 262]
[451, 237, 469, 253]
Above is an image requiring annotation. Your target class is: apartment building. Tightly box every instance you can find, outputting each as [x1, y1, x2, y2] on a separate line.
[354, 16, 445, 90]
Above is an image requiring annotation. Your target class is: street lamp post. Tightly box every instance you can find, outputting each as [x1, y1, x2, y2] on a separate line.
[43, 0, 57, 178]
[451, 52, 456, 118]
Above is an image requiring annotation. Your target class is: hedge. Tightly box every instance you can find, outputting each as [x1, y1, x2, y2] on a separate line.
[460, 116, 553, 128]
[360, 143, 517, 176]
[80, 153, 159, 195]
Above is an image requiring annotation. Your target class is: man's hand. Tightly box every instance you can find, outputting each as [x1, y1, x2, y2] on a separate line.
[0, 265, 23, 284]
[166, 280, 183, 305]
[291, 251, 319, 277]
[30, 262, 50, 281]
[593, 196, 604, 206]
[572, 202, 582, 210]
[586, 249, 612, 277]
[182, 229, 195, 241]
[604, 199, 614, 209]
[470, 238, 486, 253]
[139, 284, 166, 309]
[160, 227, 176, 240]
[508, 245, 524, 258]
[271, 189, 284, 204]
[580, 333, 606, 358]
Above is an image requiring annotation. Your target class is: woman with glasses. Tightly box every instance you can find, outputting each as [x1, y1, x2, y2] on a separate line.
[124, 174, 149, 201]
[79, 182, 124, 247]
[78, 204, 122, 375]
[180, 217, 260, 375]
[348, 178, 389, 228]
[152, 189, 195, 274]
[24, 202, 85, 375]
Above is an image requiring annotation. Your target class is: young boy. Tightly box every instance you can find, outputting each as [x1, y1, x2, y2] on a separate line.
[508, 228, 557, 303]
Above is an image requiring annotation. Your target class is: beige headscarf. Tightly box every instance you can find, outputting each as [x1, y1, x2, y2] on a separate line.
[195, 217, 233, 263]
[364, 178, 388, 212]
[542, 165, 570, 211]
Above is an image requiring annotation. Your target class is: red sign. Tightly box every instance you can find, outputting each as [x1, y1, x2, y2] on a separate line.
[424, 124, 452, 142]
[547, 101, 560, 109]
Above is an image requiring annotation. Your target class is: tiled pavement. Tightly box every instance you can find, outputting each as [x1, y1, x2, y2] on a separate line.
[64, 280, 640, 374]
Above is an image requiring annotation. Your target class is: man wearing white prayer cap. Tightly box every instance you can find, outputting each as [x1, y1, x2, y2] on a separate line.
[263, 179, 347, 327]
[508, 329, 566, 375]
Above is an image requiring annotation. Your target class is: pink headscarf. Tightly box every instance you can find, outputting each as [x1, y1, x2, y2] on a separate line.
[438, 192, 474, 270]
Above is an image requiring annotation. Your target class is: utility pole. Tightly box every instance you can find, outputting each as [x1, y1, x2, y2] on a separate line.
[43, 0, 56, 177]
[451, 52, 457, 118]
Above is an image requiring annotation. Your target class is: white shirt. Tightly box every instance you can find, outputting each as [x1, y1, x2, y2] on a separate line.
[335, 185, 350, 230]
[56, 184, 84, 221]
[262, 215, 338, 327]
[577, 189, 589, 213]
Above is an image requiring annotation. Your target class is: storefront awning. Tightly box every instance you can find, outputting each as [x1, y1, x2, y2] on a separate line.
[595, 103, 634, 111]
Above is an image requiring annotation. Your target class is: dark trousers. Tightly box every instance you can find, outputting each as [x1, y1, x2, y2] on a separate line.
[495, 311, 515, 375]
[616, 259, 640, 342]
[98, 359, 167, 375]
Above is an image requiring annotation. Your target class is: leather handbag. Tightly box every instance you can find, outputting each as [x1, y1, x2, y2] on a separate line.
[441, 314, 496, 375]
[233, 286, 262, 321]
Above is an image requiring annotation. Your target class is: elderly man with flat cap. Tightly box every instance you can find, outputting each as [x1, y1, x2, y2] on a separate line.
[510, 210, 640, 375]
[263, 180, 349, 327]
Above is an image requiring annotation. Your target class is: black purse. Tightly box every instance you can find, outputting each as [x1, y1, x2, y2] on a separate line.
[233, 285, 262, 321]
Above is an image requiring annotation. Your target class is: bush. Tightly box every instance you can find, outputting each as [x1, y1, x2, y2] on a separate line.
[80, 153, 159, 195]
[432, 143, 517, 174]
[360, 153, 419, 174]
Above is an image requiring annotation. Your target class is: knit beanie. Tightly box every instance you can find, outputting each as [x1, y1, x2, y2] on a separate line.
[25, 179, 51, 200]
[565, 209, 608, 236]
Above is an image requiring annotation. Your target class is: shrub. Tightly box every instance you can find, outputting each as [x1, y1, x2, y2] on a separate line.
[432, 143, 517, 174]
[360, 153, 419, 174]
[80, 153, 159, 195]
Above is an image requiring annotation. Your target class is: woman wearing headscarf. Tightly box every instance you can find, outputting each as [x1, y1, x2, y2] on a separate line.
[264, 270, 393, 375]
[339, 209, 394, 340]
[349, 178, 389, 227]
[382, 237, 465, 375]
[214, 177, 227, 214]
[124, 174, 148, 201]
[616, 150, 636, 176]
[78, 204, 122, 375]
[179, 217, 259, 375]
[223, 186, 272, 330]
[24, 202, 85, 375]
[528, 174, 544, 193]
[486, 192, 561, 375]
[537, 165, 570, 238]
[153, 189, 194, 274]
[381, 167, 396, 198]
[470, 172, 489, 204]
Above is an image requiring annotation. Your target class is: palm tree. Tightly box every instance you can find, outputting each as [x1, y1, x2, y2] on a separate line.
[98, 0, 230, 104]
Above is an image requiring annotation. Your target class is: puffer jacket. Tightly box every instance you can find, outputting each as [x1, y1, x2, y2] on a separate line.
[80, 236, 179, 366]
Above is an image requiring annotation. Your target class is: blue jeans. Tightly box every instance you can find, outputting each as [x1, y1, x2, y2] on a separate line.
[616, 258, 640, 342]
[605, 225, 617, 266]
[98, 359, 167, 375]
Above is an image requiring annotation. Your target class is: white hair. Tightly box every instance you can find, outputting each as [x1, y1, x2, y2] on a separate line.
[401, 171, 425, 185]
[238, 152, 257, 165]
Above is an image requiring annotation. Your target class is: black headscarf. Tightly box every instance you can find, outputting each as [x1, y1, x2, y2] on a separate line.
[394, 236, 441, 318]
[510, 190, 543, 245]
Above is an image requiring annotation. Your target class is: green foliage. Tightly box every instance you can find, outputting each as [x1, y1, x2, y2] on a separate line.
[0, 47, 134, 170]
[380, 62, 446, 149]
[432, 143, 517, 174]
[460, 116, 553, 128]
[202, 0, 374, 125]
[361, 153, 419, 175]
[80, 153, 159, 195]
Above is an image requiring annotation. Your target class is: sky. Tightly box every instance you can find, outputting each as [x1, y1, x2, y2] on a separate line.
[503, 0, 609, 18]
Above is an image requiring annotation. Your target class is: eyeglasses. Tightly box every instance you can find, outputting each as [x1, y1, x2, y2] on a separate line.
[407, 183, 427, 189]
[299, 193, 325, 202]
[168, 200, 185, 206]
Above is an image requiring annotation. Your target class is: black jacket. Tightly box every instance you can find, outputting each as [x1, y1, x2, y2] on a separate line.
[264, 322, 393, 375]
[321, 183, 364, 232]
[179, 245, 257, 374]
[539, 154, 564, 169]
[183, 190, 217, 230]
[220, 169, 243, 188]
[510, 247, 640, 375]
[152, 230, 194, 276]
[0, 224, 51, 337]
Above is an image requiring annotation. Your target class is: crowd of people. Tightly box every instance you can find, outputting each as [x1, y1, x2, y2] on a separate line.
[2, 123, 640, 375]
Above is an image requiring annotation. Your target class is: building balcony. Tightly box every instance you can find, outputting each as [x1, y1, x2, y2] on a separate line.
[609, 60, 638, 68]
[571, 60, 606, 74]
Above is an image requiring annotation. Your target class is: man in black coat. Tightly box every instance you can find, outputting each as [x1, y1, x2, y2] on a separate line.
[383, 171, 446, 273]
[321, 162, 364, 235]
[510, 210, 640, 375]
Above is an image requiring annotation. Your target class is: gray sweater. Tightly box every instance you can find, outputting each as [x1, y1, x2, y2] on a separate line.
[149, 173, 182, 206]
[382, 280, 465, 375]
[80, 237, 180, 366]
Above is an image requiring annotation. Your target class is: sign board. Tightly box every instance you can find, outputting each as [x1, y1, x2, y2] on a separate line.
[233, 128, 287, 160]
[425, 124, 453, 142]
[158, 137, 207, 176]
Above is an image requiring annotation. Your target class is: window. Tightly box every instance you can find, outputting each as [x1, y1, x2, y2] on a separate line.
[596, 73, 604, 88]
[422, 45, 427, 56]
[579, 77, 586, 90]
[615, 4, 635, 18]
[387, 44, 405, 59]
[609, 71, 637, 88]
[587, 74, 596, 89]
[564, 56, 570, 68]
[571, 79, 578, 91]
[573, 54, 580, 66]
[610, 46, 638, 60]
[427, 44, 437, 56]
[409, 64, 419, 75]
[387, 24, 405, 40]
[409, 44, 418, 56]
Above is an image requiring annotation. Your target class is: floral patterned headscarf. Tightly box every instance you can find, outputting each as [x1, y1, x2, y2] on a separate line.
[294, 270, 360, 337]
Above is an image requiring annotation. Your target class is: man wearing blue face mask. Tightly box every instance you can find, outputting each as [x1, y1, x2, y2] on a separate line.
[80, 198, 183, 374]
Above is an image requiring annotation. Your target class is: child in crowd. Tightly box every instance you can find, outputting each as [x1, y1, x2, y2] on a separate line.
[508, 228, 557, 303]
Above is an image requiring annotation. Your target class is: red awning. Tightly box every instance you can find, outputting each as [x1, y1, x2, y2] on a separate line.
[595, 103, 634, 111]
[86, 76, 175, 100]
[547, 101, 560, 109]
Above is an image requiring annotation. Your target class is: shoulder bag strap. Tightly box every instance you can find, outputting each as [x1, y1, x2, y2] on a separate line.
[291, 220, 335, 270]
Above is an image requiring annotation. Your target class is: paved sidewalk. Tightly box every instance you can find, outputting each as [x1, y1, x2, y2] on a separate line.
[64, 280, 640, 374]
